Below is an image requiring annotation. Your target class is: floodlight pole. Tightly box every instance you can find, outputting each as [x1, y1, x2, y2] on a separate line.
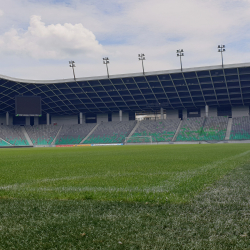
[103, 57, 110, 78]
[138, 53, 145, 74]
[176, 49, 184, 71]
[69, 60, 76, 80]
[218, 45, 226, 68]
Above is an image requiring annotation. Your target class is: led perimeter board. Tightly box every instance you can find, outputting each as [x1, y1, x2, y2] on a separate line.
[15, 96, 42, 116]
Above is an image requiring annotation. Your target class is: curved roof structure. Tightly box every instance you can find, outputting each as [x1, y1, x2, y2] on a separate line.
[0, 62, 250, 115]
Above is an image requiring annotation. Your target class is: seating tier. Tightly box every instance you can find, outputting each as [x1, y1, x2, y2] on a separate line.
[199, 117, 228, 141]
[230, 117, 250, 140]
[56, 124, 96, 145]
[25, 125, 61, 145]
[0, 126, 28, 145]
[83, 121, 136, 144]
[129, 119, 180, 142]
[176, 118, 205, 141]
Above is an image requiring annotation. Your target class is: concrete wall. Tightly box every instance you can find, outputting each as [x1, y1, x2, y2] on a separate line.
[51, 115, 78, 125]
[97, 113, 108, 123]
[183, 109, 187, 119]
[0, 114, 13, 125]
[122, 112, 129, 121]
[112, 112, 129, 122]
[0, 115, 6, 125]
[166, 110, 178, 119]
[9, 115, 13, 125]
[232, 106, 249, 117]
[200, 107, 205, 117]
[208, 107, 217, 117]
[34, 117, 39, 125]
[26, 117, 30, 125]
[112, 112, 119, 122]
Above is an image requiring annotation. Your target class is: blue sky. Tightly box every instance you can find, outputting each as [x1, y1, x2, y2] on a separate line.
[0, 0, 250, 80]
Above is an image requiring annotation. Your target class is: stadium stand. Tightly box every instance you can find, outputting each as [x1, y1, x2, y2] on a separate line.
[83, 121, 136, 144]
[176, 117, 205, 141]
[55, 124, 96, 145]
[128, 119, 180, 142]
[0, 126, 29, 145]
[230, 116, 250, 140]
[25, 125, 61, 145]
[199, 117, 228, 141]
[0, 138, 11, 146]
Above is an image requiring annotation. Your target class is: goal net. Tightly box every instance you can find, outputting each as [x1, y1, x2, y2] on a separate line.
[125, 136, 153, 144]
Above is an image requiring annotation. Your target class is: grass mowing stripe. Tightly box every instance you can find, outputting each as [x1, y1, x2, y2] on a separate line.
[1, 144, 250, 203]
[1, 163, 250, 249]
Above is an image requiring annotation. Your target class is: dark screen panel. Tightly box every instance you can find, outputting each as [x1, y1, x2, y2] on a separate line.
[15, 96, 41, 116]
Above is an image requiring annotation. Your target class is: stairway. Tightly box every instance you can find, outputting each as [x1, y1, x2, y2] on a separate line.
[51, 125, 63, 145]
[172, 120, 183, 142]
[225, 118, 232, 140]
[125, 120, 140, 141]
[80, 123, 100, 144]
[22, 127, 33, 146]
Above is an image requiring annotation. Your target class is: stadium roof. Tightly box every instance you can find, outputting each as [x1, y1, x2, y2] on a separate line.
[1, 62, 250, 115]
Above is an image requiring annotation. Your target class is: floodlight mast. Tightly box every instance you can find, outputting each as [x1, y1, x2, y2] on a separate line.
[176, 49, 184, 71]
[218, 45, 226, 68]
[138, 53, 145, 74]
[69, 60, 76, 80]
[103, 57, 110, 78]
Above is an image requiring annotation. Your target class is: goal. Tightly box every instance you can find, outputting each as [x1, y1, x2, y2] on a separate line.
[125, 136, 153, 144]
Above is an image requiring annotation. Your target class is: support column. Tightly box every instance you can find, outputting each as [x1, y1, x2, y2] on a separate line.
[160, 108, 164, 120]
[205, 105, 209, 117]
[119, 110, 122, 122]
[6, 112, 9, 126]
[34, 117, 39, 125]
[25, 116, 30, 126]
[79, 112, 83, 125]
[46, 113, 50, 125]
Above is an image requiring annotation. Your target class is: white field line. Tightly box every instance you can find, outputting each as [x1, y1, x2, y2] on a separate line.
[1, 150, 250, 193]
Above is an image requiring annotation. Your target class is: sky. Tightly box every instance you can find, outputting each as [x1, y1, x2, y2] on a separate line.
[0, 0, 250, 80]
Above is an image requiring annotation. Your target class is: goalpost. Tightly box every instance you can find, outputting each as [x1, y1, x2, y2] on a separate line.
[125, 136, 153, 144]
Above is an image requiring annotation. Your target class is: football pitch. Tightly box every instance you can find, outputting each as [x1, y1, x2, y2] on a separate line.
[1, 144, 250, 249]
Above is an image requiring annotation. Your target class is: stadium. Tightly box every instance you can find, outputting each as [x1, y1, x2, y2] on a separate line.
[2, 62, 250, 249]
[0, 62, 250, 146]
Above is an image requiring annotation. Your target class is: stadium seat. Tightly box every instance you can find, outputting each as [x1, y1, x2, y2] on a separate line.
[128, 119, 180, 142]
[0, 126, 29, 146]
[25, 125, 61, 145]
[230, 116, 250, 140]
[56, 124, 96, 145]
[83, 121, 136, 144]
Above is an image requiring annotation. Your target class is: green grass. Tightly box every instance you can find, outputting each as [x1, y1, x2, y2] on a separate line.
[1, 144, 250, 203]
[1, 144, 250, 249]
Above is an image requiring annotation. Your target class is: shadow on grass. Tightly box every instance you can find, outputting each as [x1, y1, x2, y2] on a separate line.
[1, 164, 250, 249]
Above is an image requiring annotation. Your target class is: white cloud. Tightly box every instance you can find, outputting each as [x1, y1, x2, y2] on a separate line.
[1, 0, 250, 79]
[0, 9, 3, 17]
[0, 15, 105, 59]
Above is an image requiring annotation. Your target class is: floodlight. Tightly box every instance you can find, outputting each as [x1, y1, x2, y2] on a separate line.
[103, 57, 110, 78]
[69, 60, 76, 80]
[176, 49, 184, 71]
[138, 53, 146, 74]
[217, 45, 226, 67]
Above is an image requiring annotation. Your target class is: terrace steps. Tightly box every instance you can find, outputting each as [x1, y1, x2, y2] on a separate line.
[22, 126, 33, 146]
[172, 120, 182, 142]
[80, 123, 100, 144]
[225, 118, 232, 140]
[51, 125, 63, 145]
[126, 120, 140, 139]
